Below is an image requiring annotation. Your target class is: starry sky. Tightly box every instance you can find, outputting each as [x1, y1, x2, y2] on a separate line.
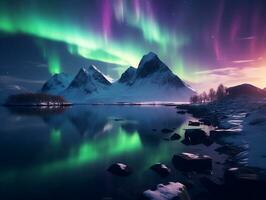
[0, 0, 266, 92]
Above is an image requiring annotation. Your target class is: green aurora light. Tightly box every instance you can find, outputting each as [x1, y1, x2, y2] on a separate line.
[0, 1, 188, 78]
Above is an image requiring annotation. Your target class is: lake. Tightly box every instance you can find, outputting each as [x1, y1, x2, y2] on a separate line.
[0, 105, 226, 200]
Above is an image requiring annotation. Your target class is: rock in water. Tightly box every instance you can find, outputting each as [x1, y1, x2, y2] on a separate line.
[170, 133, 181, 140]
[188, 121, 200, 126]
[181, 129, 213, 146]
[143, 182, 190, 200]
[150, 163, 171, 177]
[172, 152, 212, 172]
[107, 163, 132, 176]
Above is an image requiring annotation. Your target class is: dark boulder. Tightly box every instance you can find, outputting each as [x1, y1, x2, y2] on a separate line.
[188, 121, 200, 126]
[181, 129, 213, 146]
[150, 163, 171, 177]
[199, 118, 212, 126]
[170, 133, 181, 141]
[172, 152, 212, 172]
[107, 163, 132, 176]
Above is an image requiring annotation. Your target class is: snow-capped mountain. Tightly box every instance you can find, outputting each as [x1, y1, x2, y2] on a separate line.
[118, 66, 136, 84]
[41, 73, 72, 95]
[41, 52, 195, 103]
[113, 52, 195, 102]
[129, 52, 189, 88]
[62, 65, 111, 100]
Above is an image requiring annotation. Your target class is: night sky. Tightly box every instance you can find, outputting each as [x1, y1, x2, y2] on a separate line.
[0, 0, 266, 92]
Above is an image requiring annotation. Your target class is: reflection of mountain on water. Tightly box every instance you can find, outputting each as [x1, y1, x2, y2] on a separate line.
[41, 105, 187, 138]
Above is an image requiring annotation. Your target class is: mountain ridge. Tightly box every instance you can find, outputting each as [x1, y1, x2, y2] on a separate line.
[41, 52, 196, 103]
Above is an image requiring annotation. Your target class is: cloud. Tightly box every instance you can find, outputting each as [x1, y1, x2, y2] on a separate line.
[0, 75, 45, 92]
[237, 36, 256, 40]
[25, 61, 48, 68]
[191, 64, 266, 92]
[0, 75, 45, 84]
[232, 59, 255, 64]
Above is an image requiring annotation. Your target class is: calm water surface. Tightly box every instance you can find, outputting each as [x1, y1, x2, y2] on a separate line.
[0, 105, 225, 200]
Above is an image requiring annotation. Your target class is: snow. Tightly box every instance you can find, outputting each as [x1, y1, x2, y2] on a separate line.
[40, 53, 195, 103]
[61, 65, 111, 101]
[182, 152, 200, 159]
[204, 97, 266, 169]
[143, 182, 190, 200]
[41, 73, 72, 95]
[117, 163, 127, 170]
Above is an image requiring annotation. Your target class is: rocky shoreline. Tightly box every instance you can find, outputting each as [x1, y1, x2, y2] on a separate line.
[173, 97, 266, 200]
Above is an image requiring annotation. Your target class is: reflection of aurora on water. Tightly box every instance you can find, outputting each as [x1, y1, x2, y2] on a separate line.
[0, 128, 142, 181]
[0, 104, 227, 200]
[42, 128, 143, 174]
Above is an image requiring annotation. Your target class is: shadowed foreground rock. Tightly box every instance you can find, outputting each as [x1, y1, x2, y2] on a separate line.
[224, 167, 266, 200]
[172, 152, 212, 172]
[107, 163, 132, 176]
[188, 121, 200, 126]
[182, 129, 213, 146]
[170, 133, 181, 140]
[150, 163, 171, 177]
[142, 182, 190, 200]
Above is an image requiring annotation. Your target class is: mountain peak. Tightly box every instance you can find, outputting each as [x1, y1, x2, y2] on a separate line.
[142, 51, 158, 61]
[136, 52, 169, 79]
[118, 66, 136, 84]
[67, 65, 111, 94]
[41, 73, 72, 94]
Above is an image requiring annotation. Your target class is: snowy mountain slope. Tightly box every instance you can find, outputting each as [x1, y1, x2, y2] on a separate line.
[41, 73, 72, 95]
[41, 52, 196, 103]
[62, 65, 111, 101]
[112, 52, 195, 102]
[118, 66, 136, 84]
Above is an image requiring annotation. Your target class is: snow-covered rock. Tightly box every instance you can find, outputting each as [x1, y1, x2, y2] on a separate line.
[41, 73, 72, 95]
[150, 163, 171, 177]
[172, 152, 212, 171]
[107, 163, 132, 176]
[143, 182, 190, 200]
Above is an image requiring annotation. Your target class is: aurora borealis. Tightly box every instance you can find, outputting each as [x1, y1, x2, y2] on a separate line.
[0, 0, 266, 91]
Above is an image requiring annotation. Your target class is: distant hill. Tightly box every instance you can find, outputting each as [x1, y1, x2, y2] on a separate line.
[227, 84, 266, 97]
